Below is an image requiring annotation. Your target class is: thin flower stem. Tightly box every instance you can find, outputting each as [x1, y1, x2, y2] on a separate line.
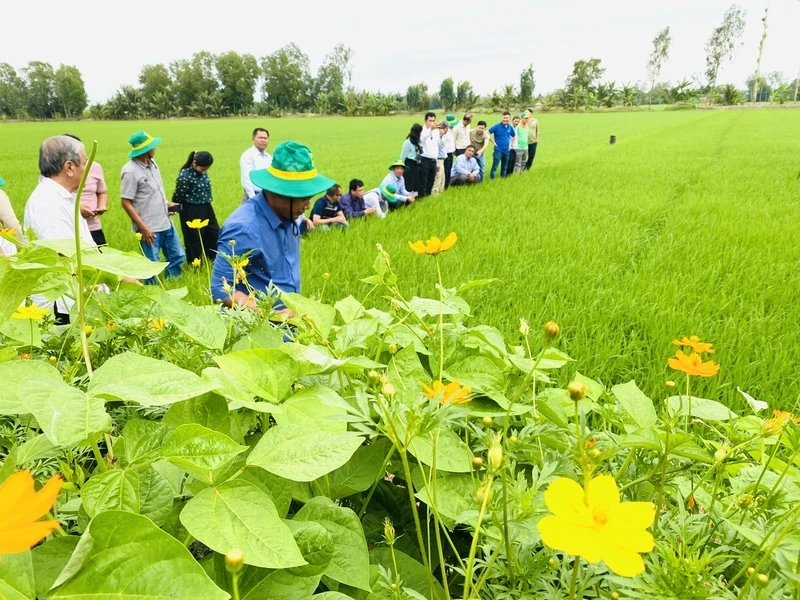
[686, 374, 692, 428]
[470, 540, 503, 598]
[754, 445, 798, 520]
[568, 557, 580, 600]
[435, 256, 444, 381]
[428, 430, 451, 599]
[462, 476, 493, 600]
[739, 437, 782, 525]
[358, 444, 396, 518]
[390, 542, 401, 589]
[91, 439, 107, 473]
[654, 419, 672, 530]
[500, 467, 514, 576]
[399, 448, 432, 575]
[231, 571, 241, 600]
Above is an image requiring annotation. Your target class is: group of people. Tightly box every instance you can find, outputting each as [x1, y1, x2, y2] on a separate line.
[0, 109, 540, 321]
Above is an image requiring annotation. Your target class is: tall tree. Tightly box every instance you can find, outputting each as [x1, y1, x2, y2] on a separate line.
[519, 64, 535, 107]
[752, 7, 768, 104]
[216, 51, 259, 114]
[0, 63, 27, 119]
[501, 84, 516, 110]
[261, 43, 312, 112]
[23, 61, 57, 119]
[565, 58, 605, 94]
[705, 4, 746, 104]
[170, 52, 219, 114]
[54, 65, 87, 118]
[315, 44, 354, 100]
[139, 64, 173, 100]
[455, 81, 474, 110]
[646, 27, 672, 108]
[438, 77, 455, 111]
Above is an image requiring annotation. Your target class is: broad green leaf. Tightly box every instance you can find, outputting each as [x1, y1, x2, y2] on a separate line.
[247, 424, 364, 482]
[282, 293, 336, 340]
[82, 468, 140, 518]
[16, 435, 59, 466]
[666, 395, 738, 421]
[573, 372, 604, 400]
[181, 479, 305, 569]
[294, 497, 371, 591]
[200, 367, 278, 413]
[160, 424, 247, 483]
[327, 439, 390, 499]
[0, 550, 34, 600]
[50, 511, 228, 599]
[0, 317, 42, 348]
[82, 246, 167, 279]
[232, 320, 285, 351]
[89, 352, 218, 407]
[445, 356, 509, 406]
[461, 325, 507, 358]
[0, 267, 39, 322]
[156, 289, 227, 350]
[163, 394, 232, 438]
[32, 537, 80, 599]
[612, 380, 657, 429]
[406, 296, 463, 317]
[622, 428, 662, 451]
[370, 548, 445, 600]
[239, 467, 294, 518]
[279, 343, 345, 376]
[22, 377, 111, 447]
[334, 295, 365, 324]
[466, 397, 529, 417]
[312, 593, 353, 600]
[406, 427, 473, 473]
[213, 348, 297, 402]
[737, 386, 768, 414]
[416, 472, 475, 526]
[123, 419, 170, 466]
[537, 388, 570, 428]
[33, 237, 94, 258]
[0, 445, 17, 485]
[532, 347, 574, 370]
[386, 345, 428, 404]
[274, 386, 348, 433]
[332, 318, 379, 351]
[0, 361, 62, 415]
[138, 466, 175, 526]
[384, 323, 431, 356]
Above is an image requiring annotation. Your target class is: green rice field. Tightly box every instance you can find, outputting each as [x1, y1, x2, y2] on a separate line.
[1, 109, 798, 409]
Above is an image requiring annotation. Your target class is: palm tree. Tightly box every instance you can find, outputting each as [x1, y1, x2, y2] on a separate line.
[621, 84, 639, 107]
[489, 90, 502, 112]
[595, 81, 619, 108]
[502, 84, 516, 110]
[719, 84, 744, 106]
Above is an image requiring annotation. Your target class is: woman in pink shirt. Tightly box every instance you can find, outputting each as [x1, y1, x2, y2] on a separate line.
[66, 134, 109, 245]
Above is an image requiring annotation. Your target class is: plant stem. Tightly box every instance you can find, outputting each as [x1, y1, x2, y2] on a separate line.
[754, 445, 798, 520]
[568, 557, 580, 600]
[435, 256, 444, 381]
[462, 477, 492, 600]
[73, 141, 98, 376]
[428, 430, 451, 599]
[231, 571, 241, 600]
[654, 416, 673, 530]
[399, 448, 431, 574]
[91, 439, 107, 472]
[739, 437, 782, 525]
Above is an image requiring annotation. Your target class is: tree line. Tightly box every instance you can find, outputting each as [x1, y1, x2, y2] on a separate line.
[1, 5, 797, 121]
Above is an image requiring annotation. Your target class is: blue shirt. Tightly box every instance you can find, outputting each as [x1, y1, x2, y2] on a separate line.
[340, 192, 367, 218]
[451, 155, 480, 178]
[489, 122, 516, 153]
[381, 172, 410, 204]
[211, 193, 300, 304]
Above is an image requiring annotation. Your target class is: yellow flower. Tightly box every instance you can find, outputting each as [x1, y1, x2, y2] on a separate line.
[107, 320, 115, 331]
[191, 258, 201, 268]
[149, 317, 166, 332]
[12, 304, 49, 321]
[537, 474, 656, 577]
[668, 351, 720, 378]
[84, 325, 93, 335]
[0, 227, 16, 237]
[762, 418, 784, 437]
[408, 232, 457, 256]
[672, 335, 714, 355]
[421, 380, 472, 405]
[134, 232, 143, 241]
[773, 410, 800, 424]
[0, 470, 63, 554]
[186, 219, 209, 230]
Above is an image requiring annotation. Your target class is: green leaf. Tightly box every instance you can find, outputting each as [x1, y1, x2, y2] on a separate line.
[213, 349, 297, 402]
[156, 289, 227, 350]
[0, 445, 17, 485]
[163, 394, 232, 438]
[0, 550, 34, 600]
[466, 397, 529, 418]
[160, 424, 247, 483]
[621, 428, 662, 451]
[612, 380, 658, 428]
[279, 343, 345, 376]
[232, 321, 286, 351]
[123, 419, 170, 466]
[181, 479, 305, 569]
[370, 548, 445, 599]
[332, 318, 379, 351]
[386, 345, 428, 404]
[82, 246, 167, 279]
[89, 352, 218, 407]
[247, 424, 364, 482]
[282, 293, 336, 340]
[32, 537, 80, 599]
[82, 468, 140, 519]
[22, 377, 111, 447]
[138, 466, 175, 526]
[573, 372, 604, 400]
[0, 361, 62, 415]
[200, 367, 278, 413]
[294, 497, 371, 591]
[533, 347, 574, 370]
[537, 388, 570, 428]
[666, 395, 738, 420]
[274, 386, 348, 433]
[334, 295, 365, 324]
[238, 467, 294, 519]
[405, 427, 473, 473]
[327, 439, 390, 499]
[445, 356, 510, 406]
[0, 268, 39, 322]
[50, 511, 228, 599]
[16, 435, 59, 466]
[0, 317, 42, 348]
[416, 472, 475, 526]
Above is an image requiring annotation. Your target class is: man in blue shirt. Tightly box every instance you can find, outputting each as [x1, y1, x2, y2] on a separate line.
[449, 145, 481, 186]
[488, 111, 516, 180]
[211, 141, 334, 314]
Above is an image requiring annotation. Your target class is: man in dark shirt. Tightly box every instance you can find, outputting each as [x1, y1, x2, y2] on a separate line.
[310, 184, 348, 229]
[339, 179, 376, 218]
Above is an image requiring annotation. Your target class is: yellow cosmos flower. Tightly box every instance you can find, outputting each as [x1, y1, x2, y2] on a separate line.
[773, 409, 800, 424]
[12, 304, 49, 321]
[191, 258, 201, 268]
[537, 474, 656, 577]
[149, 317, 166, 332]
[187, 219, 209, 229]
[668, 351, 720, 378]
[0, 470, 63, 554]
[421, 380, 472, 405]
[672, 335, 714, 355]
[134, 232, 143, 241]
[0, 227, 16, 237]
[408, 232, 457, 256]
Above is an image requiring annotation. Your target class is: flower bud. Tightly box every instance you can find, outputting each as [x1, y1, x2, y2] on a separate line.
[382, 381, 396, 397]
[472, 457, 484, 468]
[323, 272, 330, 280]
[383, 517, 396, 545]
[482, 416, 493, 427]
[761, 418, 784, 438]
[611, 593, 620, 600]
[666, 380, 676, 391]
[49, 355, 57, 364]
[757, 573, 769, 584]
[476, 482, 492, 506]
[544, 321, 560, 338]
[588, 448, 601, 460]
[368, 370, 381, 385]
[229, 239, 236, 247]
[225, 549, 244, 573]
[84, 325, 93, 335]
[548, 558, 558, 568]
[519, 318, 530, 336]
[509, 435, 518, 445]
[714, 447, 727, 463]
[738, 493, 754, 510]
[488, 444, 503, 471]
[388, 343, 398, 355]
[567, 381, 587, 402]
[107, 320, 115, 330]
[747, 567, 755, 575]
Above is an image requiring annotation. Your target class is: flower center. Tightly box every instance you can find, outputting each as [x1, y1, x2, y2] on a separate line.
[592, 505, 610, 529]
[689, 353, 703, 367]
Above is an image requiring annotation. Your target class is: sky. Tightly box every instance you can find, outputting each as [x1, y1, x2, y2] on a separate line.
[3, 0, 798, 104]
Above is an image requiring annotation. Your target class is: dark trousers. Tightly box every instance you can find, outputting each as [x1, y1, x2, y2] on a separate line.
[54, 305, 70, 325]
[525, 142, 538, 170]
[179, 203, 219, 263]
[90, 229, 107, 246]
[404, 158, 420, 193]
[454, 148, 466, 157]
[418, 157, 436, 198]
[505, 150, 517, 177]
[443, 153, 454, 189]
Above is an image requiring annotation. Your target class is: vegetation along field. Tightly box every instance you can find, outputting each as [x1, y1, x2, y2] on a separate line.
[2, 108, 800, 600]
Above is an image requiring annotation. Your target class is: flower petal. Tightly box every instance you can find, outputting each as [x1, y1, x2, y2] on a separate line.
[8, 475, 62, 528]
[544, 477, 585, 517]
[608, 502, 656, 531]
[0, 471, 33, 524]
[408, 240, 426, 254]
[537, 516, 604, 562]
[427, 237, 442, 255]
[588, 474, 619, 508]
[440, 232, 457, 251]
[601, 543, 647, 577]
[0, 520, 60, 554]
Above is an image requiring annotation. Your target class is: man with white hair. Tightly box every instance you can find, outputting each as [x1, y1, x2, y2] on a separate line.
[24, 135, 94, 323]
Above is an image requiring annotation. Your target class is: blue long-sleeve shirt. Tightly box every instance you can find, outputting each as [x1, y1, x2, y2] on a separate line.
[451, 155, 480, 178]
[211, 193, 300, 305]
[339, 192, 367, 218]
[381, 172, 410, 204]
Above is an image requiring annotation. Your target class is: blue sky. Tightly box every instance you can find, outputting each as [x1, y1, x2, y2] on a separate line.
[4, 0, 797, 103]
